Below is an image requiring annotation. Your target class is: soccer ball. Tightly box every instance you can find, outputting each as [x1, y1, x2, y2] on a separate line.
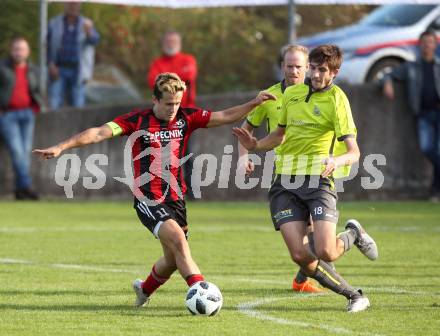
[185, 281, 223, 316]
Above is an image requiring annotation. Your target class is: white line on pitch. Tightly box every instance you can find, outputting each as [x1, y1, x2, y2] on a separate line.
[1, 258, 439, 297]
[237, 296, 384, 336]
[1, 225, 439, 233]
[0, 258, 33, 264]
[0, 258, 138, 274]
[0, 226, 273, 233]
[0, 259, 288, 285]
[0, 227, 139, 233]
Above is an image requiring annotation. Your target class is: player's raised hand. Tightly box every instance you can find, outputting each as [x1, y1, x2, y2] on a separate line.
[33, 146, 63, 160]
[245, 159, 255, 175]
[237, 156, 256, 176]
[321, 156, 336, 178]
[252, 91, 277, 106]
[232, 127, 258, 151]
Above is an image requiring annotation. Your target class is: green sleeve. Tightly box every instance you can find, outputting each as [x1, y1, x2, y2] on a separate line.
[334, 91, 357, 140]
[106, 121, 123, 136]
[246, 105, 266, 128]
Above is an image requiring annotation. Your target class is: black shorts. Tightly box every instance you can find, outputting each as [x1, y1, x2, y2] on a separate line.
[134, 199, 188, 239]
[269, 175, 339, 230]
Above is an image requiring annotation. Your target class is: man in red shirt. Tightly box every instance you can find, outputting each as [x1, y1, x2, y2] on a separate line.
[147, 31, 197, 107]
[0, 36, 41, 200]
[148, 32, 199, 198]
[34, 72, 275, 308]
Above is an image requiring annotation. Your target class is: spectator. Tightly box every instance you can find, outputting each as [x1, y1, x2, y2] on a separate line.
[148, 31, 198, 198]
[47, 1, 99, 110]
[147, 31, 197, 107]
[0, 36, 41, 200]
[383, 30, 440, 201]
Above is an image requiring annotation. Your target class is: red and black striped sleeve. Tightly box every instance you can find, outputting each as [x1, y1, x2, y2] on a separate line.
[111, 109, 144, 136]
[185, 107, 212, 131]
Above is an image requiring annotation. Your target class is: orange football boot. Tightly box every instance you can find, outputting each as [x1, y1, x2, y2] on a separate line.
[292, 279, 324, 293]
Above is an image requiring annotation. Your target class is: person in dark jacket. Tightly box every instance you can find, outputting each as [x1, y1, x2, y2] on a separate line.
[383, 30, 440, 201]
[0, 36, 42, 200]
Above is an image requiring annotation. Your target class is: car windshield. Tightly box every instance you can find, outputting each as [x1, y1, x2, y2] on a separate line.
[360, 5, 436, 27]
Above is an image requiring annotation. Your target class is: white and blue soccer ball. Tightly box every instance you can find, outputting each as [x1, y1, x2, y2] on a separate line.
[185, 281, 223, 316]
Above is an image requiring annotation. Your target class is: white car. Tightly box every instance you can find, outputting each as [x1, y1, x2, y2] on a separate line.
[298, 4, 440, 83]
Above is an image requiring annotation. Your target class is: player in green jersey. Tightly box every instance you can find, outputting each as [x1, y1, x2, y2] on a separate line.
[238, 45, 323, 293]
[234, 45, 378, 312]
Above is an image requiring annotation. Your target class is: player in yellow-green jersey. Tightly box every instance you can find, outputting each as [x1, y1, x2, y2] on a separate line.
[234, 45, 378, 313]
[238, 45, 323, 293]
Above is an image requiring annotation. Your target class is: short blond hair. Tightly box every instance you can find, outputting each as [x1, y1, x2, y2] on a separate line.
[153, 72, 186, 100]
[281, 44, 309, 63]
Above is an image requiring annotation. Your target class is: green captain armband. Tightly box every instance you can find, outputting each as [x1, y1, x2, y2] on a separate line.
[106, 122, 123, 136]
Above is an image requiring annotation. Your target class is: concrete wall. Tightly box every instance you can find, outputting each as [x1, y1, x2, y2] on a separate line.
[0, 83, 431, 201]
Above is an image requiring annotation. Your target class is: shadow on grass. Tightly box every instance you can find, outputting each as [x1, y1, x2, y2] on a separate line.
[0, 303, 187, 317]
[0, 290, 124, 296]
[252, 306, 343, 313]
[156, 288, 296, 296]
[337, 264, 440, 270]
[343, 272, 440, 278]
[221, 288, 294, 295]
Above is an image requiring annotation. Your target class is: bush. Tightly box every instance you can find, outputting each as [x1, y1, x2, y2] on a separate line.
[0, 1, 373, 96]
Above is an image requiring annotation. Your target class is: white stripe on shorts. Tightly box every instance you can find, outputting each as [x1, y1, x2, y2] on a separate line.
[142, 202, 156, 219]
[138, 203, 149, 216]
[153, 221, 164, 239]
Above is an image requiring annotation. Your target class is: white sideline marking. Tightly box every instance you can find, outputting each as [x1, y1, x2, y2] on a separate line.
[51, 263, 137, 274]
[0, 227, 139, 233]
[0, 258, 137, 274]
[0, 259, 288, 284]
[1, 258, 438, 296]
[0, 226, 273, 233]
[0, 258, 33, 264]
[1, 225, 440, 234]
[1, 258, 438, 295]
[237, 296, 384, 336]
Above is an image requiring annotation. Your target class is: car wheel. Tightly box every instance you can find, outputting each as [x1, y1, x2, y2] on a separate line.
[365, 58, 403, 82]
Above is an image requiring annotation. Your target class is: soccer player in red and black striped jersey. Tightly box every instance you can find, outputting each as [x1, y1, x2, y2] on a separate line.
[34, 72, 275, 307]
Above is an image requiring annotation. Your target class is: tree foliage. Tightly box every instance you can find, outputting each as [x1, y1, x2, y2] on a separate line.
[0, 0, 373, 96]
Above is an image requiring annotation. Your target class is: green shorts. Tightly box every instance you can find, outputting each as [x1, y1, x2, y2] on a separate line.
[268, 175, 339, 230]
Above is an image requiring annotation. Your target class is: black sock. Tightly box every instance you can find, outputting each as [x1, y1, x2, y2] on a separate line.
[312, 260, 361, 300]
[295, 269, 308, 283]
[337, 229, 357, 252]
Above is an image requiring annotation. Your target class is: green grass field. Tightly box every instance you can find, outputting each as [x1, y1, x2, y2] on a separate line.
[0, 201, 439, 336]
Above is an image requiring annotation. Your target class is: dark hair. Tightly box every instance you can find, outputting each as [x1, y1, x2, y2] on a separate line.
[309, 44, 343, 72]
[419, 30, 437, 42]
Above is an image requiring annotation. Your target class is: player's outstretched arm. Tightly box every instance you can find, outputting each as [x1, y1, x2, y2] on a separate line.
[233, 126, 285, 152]
[206, 91, 276, 128]
[33, 124, 114, 160]
[321, 137, 360, 178]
